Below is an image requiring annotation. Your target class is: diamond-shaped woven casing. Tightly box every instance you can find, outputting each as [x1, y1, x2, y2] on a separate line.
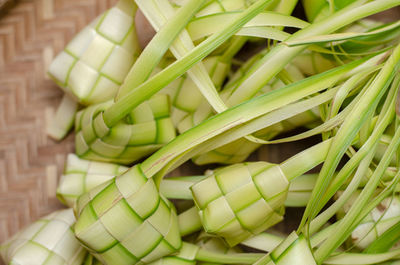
[57, 154, 128, 207]
[74, 164, 182, 265]
[74, 94, 176, 165]
[0, 209, 87, 265]
[191, 162, 289, 246]
[48, 0, 140, 105]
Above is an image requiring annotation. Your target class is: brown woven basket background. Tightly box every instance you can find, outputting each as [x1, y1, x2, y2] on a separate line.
[0, 0, 117, 256]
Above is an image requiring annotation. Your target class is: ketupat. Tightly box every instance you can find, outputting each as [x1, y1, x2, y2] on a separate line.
[48, 0, 140, 105]
[57, 154, 129, 207]
[72, 0, 253, 164]
[0, 209, 87, 265]
[57, 153, 316, 210]
[71, 54, 370, 264]
[74, 94, 176, 165]
[73, 164, 182, 265]
[45, 0, 141, 141]
[191, 140, 331, 246]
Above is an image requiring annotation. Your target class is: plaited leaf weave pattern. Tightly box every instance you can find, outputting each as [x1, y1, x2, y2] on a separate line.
[74, 165, 182, 265]
[191, 162, 289, 246]
[48, 0, 140, 105]
[75, 94, 176, 165]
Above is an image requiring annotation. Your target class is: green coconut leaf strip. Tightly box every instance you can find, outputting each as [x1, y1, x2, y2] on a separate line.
[241, 88, 336, 145]
[365, 217, 400, 254]
[258, 77, 372, 144]
[254, 232, 317, 265]
[285, 20, 400, 47]
[273, 0, 299, 20]
[324, 248, 400, 265]
[309, 152, 376, 235]
[225, 0, 399, 107]
[301, 45, 400, 231]
[178, 207, 203, 237]
[280, 139, 332, 181]
[150, 242, 263, 264]
[302, 0, 332, 22]
[241, 232, 285, 252]
[286, 173, 318, 207]
[321, 74, 399, 196]
[103, 0, 275, 127]
[125, 0, 231, 114]
[311, 189, 400, 249]
[261, 105, 348, 144]
[308, 43, 394, 57]
[196, 247, 263, 264]
[148, 242, 198, 265]
[160, 176, 206, 200]
[333, 170, 400, 253]
[332, 23, 400, 57]
[191, 0, 261, 17]
[314, 118, 400, 263]
[142, 58, 365, 180]
[151, 59, 370, 177]
[308, 78, 398, 233]
[114, 0, 205, 100]
[236, 26, 291, 41]
[327, 65, 381, 120]
[187, 11, 309, 41]
[310, 221, 340, 248]
[46, 94, 79, 140]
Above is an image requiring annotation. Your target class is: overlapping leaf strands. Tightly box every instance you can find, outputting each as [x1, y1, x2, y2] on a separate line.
[179, 55, 322, 165]
[336, 192, 400, 250]
[48, 0, 140, 105]
[74, 164, 181, 265]
[191, 162, 288, 246]
[57, 154, 128, 207]
[0, 209, 87, 265]
[161, 55, 230, 126]
[74, 94, 176, 165]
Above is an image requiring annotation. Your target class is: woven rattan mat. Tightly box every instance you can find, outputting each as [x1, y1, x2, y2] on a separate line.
[0, 0, 117, 255]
